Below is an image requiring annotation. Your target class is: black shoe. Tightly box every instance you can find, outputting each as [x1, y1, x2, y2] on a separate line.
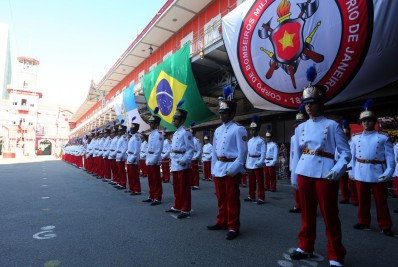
[117, 186, 126, 190]
[244, 197, 254, 202]
[165, 208, 180, 213]
[257, 200, 265, 205]
[381, 229, 394, 237]
[226, 231, 239, 240]
[270, 189, 276, 192]
[207, 224, 224, 230]
[290, 250, 313, 260]
[177, 212, 190, 219]
[124, 190, 132, 193]
[192, 186, 199, 190]
[150, 200, 161, 206]
[102, 179, 109, 182]
[142, 198, 153, 203]
[289, 208, 301, 213]
[130, 192, 142, 195]
[339, 200, 349, 204]
[353, 223, 370, 230]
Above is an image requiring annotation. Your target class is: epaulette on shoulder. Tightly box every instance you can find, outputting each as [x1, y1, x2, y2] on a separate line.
[378, 131, 391, 138]
[233, 121, 242, 126]
[260, 137, 265, 141]
[352, 132, 361, 137]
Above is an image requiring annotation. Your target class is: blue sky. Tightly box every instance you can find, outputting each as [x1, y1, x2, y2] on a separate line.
[0, 0, 166, 111]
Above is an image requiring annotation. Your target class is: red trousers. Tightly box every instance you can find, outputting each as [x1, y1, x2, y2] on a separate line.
[356, 180, 392, 230]
[340, 173, 349, 202]
[297, 175, 346, 263]
[264, 166, 277, 191]
[103, 158, 111, 179]
[147, 165, 162, 201]
[86, 156, 93, 173]
[117, 161, 127, 187]
[191, 160, 199, 187]
[161, 160, 170, 182]
[97, 157, 104, 178]
[76, 156, 83, 168]
[172, 169, 191, 212]
[294, 189, 301, 210]
[214, 174, 241, 232]
[140, 159, 147, 177]
[127, 163, 141, 192]
[393, 177, 398, 198]
[202, 161, 212, 180]
[349, 179, 358, 205]
[247, 168, 265, 200]
[240, 173, 247, 186]
[110, 159, 118, 182]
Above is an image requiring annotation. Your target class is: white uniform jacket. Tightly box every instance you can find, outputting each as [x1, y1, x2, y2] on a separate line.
[193, 137, 202, 160]
[170, 126, 194, 171]
[108, 136, 119, 159]
[201, 143, 213, 162]
[265, 141, 278, 166]
[351, 131, 395, 182]
[211, 121, 248, 177]
[393, 142, 398, 177]
[116, 135, 128, 162]
[102, 137, 111, 159]
[127, 134, 141, 165]
[161, 139, 171, 161]
[146, 130, 163, 166]
[291, 116, 351, 186]
[140, 141, 148, 160]
[246, 136, 266, 170]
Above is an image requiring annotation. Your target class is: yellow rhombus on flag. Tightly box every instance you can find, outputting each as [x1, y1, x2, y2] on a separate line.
[147, 70, 187, 124]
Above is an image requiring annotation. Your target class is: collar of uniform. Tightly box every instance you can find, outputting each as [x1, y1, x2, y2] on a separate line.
[223, 120, 233, 127]
[177, 125, 185, 132]
[363, 130, 376, 135]
[309, 115, 325, 122]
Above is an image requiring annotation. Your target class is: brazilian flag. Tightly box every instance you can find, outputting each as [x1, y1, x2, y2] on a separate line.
[142, 43, 215, 130]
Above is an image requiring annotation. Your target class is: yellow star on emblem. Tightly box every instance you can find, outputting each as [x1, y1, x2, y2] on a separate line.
[279, 30, 296, 50]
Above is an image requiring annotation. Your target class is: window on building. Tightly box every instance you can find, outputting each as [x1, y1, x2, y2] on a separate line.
[21, 99, 27, 106]
[12, 102, 17, 105]
[30, 104, 35, 107]
[23, 81, 29, 88]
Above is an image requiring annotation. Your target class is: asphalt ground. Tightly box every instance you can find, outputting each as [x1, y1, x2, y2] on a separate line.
[0, 156, 397, 267]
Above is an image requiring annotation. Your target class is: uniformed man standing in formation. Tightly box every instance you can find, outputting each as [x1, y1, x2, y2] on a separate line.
[351, 99, 395, 236]
[126, 117, 142, 195]
[244, 115, 266, 205]
[289, 104, 307, 213]
[191, 123, 202, 190]
[143, 108, 164, 206]
[393, 137, 398, 213]
[167, 100, 194, 218]
[102, 125, 112, 182]
[109, 123, 120, 185]
[264, 127, 278, 192]
[339, 121, 358, 205]
[208, 86, 248, 240]
[290, 67, 350, 267]
[161, 127, 171, 183]
[201, 132, 212, 181]
[140, 132, 148, 177]
[115, 122, 128, 190]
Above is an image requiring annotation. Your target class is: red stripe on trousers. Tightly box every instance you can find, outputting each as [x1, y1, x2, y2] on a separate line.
[117, 161, 127, 187]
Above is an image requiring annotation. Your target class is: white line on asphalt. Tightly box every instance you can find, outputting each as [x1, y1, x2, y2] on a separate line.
[41, 197, 50, 199]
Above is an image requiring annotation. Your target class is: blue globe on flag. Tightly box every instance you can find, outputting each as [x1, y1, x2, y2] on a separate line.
[156, 78, 173, 116]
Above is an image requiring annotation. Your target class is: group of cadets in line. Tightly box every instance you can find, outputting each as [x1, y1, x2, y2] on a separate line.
[62, 67, 398, 267]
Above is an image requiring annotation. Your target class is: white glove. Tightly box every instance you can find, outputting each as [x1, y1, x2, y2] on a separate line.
[224, 170, 230, 176]
[325, 170, 339, 181]
[291, 183, 298, 190]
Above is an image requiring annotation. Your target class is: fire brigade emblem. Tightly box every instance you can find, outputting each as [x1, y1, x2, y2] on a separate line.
[237, 0, 372, 109]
